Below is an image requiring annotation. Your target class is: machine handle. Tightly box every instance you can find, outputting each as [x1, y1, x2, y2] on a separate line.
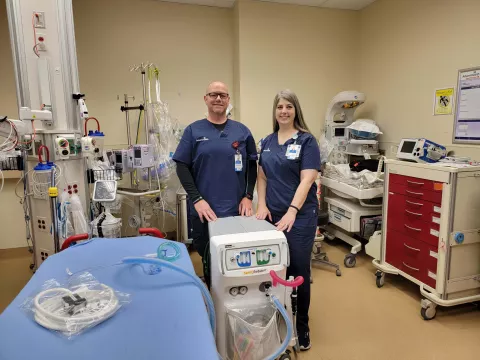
[403, 243, 420, 252]
[60, 233, 89, 251]
[406, 190, 423, 196]
[406, 200, 424, 207]
[403, 262, 419, 271]
[282, 242, 290, 267]
[404, 224, 422, 232]
[405, 209, 422, 217]
[270, 270, 304, 288]
[139, 228, 166, 238]
[407, 180, 424, 185]
[220, 249, 225, 275]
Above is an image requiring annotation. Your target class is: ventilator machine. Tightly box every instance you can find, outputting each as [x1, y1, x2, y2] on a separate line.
[210, 216, 303, 360]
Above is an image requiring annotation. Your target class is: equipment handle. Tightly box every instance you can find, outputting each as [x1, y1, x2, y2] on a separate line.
[60, 233, 89, 251]
[139, 228, 166, 238]
[38, 145, 50, 163]
[270, 270, 304, 288]
[84, 117, 100, 136]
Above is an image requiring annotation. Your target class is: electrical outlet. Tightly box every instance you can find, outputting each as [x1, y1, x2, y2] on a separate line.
[38, 249, 51, 264]
[36, 32, 46, 51]
[36, 217, 48, 233]
[33, 11, 46, 28]
[66, 181, 80, 195]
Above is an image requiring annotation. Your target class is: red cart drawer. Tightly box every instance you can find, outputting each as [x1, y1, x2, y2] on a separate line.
[385, 227, 403, 269]
[389, 174, 444, 193]
[387, 192, 442, 225]
[389, 182, 442, 205]
[385, 228, 438, 289]
[389, 214, 440, 247]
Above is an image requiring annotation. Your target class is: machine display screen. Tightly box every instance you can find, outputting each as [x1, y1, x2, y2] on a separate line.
[134, 149, 141, 158]
[334, 128, 345, 137]
[400, 141, 416, 154]
[116, 154, 122, 163]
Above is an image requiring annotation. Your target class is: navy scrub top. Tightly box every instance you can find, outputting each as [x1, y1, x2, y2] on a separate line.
[259, 131, 321, 222]
[173, 119, 257, 218]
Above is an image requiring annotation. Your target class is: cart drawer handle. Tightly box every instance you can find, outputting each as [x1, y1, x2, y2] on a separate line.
[406, 200, 424, 206]
[407, 180, 424, 185]
[406, 190, 424, 196]
[404, 224, 422, 232]
[405, 209, 422, 216]
[403, 262, 419, 271]
[404, 243, 420, 252]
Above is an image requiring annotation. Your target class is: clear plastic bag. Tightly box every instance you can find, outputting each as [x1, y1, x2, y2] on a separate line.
[19, 272, 131, 340]
[226, 304, 281, 360]
[318, 134, 334, 164]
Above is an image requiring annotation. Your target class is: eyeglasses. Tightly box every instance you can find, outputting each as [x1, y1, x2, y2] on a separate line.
[206, 92, 229, 100]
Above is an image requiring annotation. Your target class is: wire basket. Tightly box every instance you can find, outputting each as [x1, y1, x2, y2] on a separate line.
[86, 169, 121, 184]
[0, 155, 24, 171]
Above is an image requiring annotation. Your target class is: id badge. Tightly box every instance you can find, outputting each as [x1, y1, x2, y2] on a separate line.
[235, 154, 243, 171]
[286, 145, 301, 160]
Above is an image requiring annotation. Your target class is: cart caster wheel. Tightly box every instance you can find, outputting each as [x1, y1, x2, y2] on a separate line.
[29, 264, 34, 270]
[336, 269, 342, 276]
[344, 254, 356, 268]
[421, 305, 437, 320]
[279, 353, 292, 360]
[375, 271, 385, 288]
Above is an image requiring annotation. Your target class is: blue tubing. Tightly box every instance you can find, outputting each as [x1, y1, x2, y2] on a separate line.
[265, 295, 292, 360]
[121, 257, 216, 337]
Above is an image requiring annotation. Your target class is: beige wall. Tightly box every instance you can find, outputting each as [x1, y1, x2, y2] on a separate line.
[73, 0, 234, 146]
[359, 0, 480, 158]
[236, 0, 360, 141]
[3, 0, 480, 248]
[0, 1, 27, 250]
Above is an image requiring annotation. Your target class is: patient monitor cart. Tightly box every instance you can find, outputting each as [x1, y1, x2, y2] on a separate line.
[322, 91, 384, 268]
[373, 159, 480, 320]
[209, 217, 294, 359]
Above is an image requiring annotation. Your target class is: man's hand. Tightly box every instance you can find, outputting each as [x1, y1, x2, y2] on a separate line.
[256, 204, 272, 222]
[239, 197, 253, 217]
[275, 208, 297, 232]
[194, 200, 217, 223]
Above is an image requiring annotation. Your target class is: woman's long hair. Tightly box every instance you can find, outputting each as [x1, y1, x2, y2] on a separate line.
[272, 89, 311, 133]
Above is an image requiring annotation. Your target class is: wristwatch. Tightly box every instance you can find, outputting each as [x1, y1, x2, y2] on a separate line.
[245, 193, 253, 200]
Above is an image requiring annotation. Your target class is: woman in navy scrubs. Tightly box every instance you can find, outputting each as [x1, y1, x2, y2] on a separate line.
[256, 89, 320, 351]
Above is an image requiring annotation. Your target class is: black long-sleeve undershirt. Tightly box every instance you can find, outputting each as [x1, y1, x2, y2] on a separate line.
[176, 159, 258, 204]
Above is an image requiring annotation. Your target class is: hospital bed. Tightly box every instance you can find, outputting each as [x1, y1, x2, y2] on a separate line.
[0, 236, 218, 360]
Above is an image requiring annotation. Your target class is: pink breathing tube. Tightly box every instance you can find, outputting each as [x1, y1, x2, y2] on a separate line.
[269, 270, 304, 288]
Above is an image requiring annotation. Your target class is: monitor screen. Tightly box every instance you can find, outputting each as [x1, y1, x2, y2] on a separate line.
[134, 149, 141, 158]
[334, 128, 345, 137]
[400, 141, 416, 154]
[115, 153, 122, 163]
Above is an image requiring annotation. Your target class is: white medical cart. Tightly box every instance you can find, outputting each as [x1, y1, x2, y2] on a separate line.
[373, 159, 480, 319]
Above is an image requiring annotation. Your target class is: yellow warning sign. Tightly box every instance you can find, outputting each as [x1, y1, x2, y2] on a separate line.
[434, 88, 454, 115]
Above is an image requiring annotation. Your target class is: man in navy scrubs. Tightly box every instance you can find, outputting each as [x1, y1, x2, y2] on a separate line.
[173, 81, 258, 287]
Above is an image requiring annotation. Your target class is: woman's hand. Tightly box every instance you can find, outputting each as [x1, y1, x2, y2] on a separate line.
[256, 204, 272, 222]
[275, 208, 297, 232]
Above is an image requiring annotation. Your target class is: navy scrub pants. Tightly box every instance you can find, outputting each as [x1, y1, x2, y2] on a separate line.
[271, 214, 316, 334]
[190, 215, 211, 289]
